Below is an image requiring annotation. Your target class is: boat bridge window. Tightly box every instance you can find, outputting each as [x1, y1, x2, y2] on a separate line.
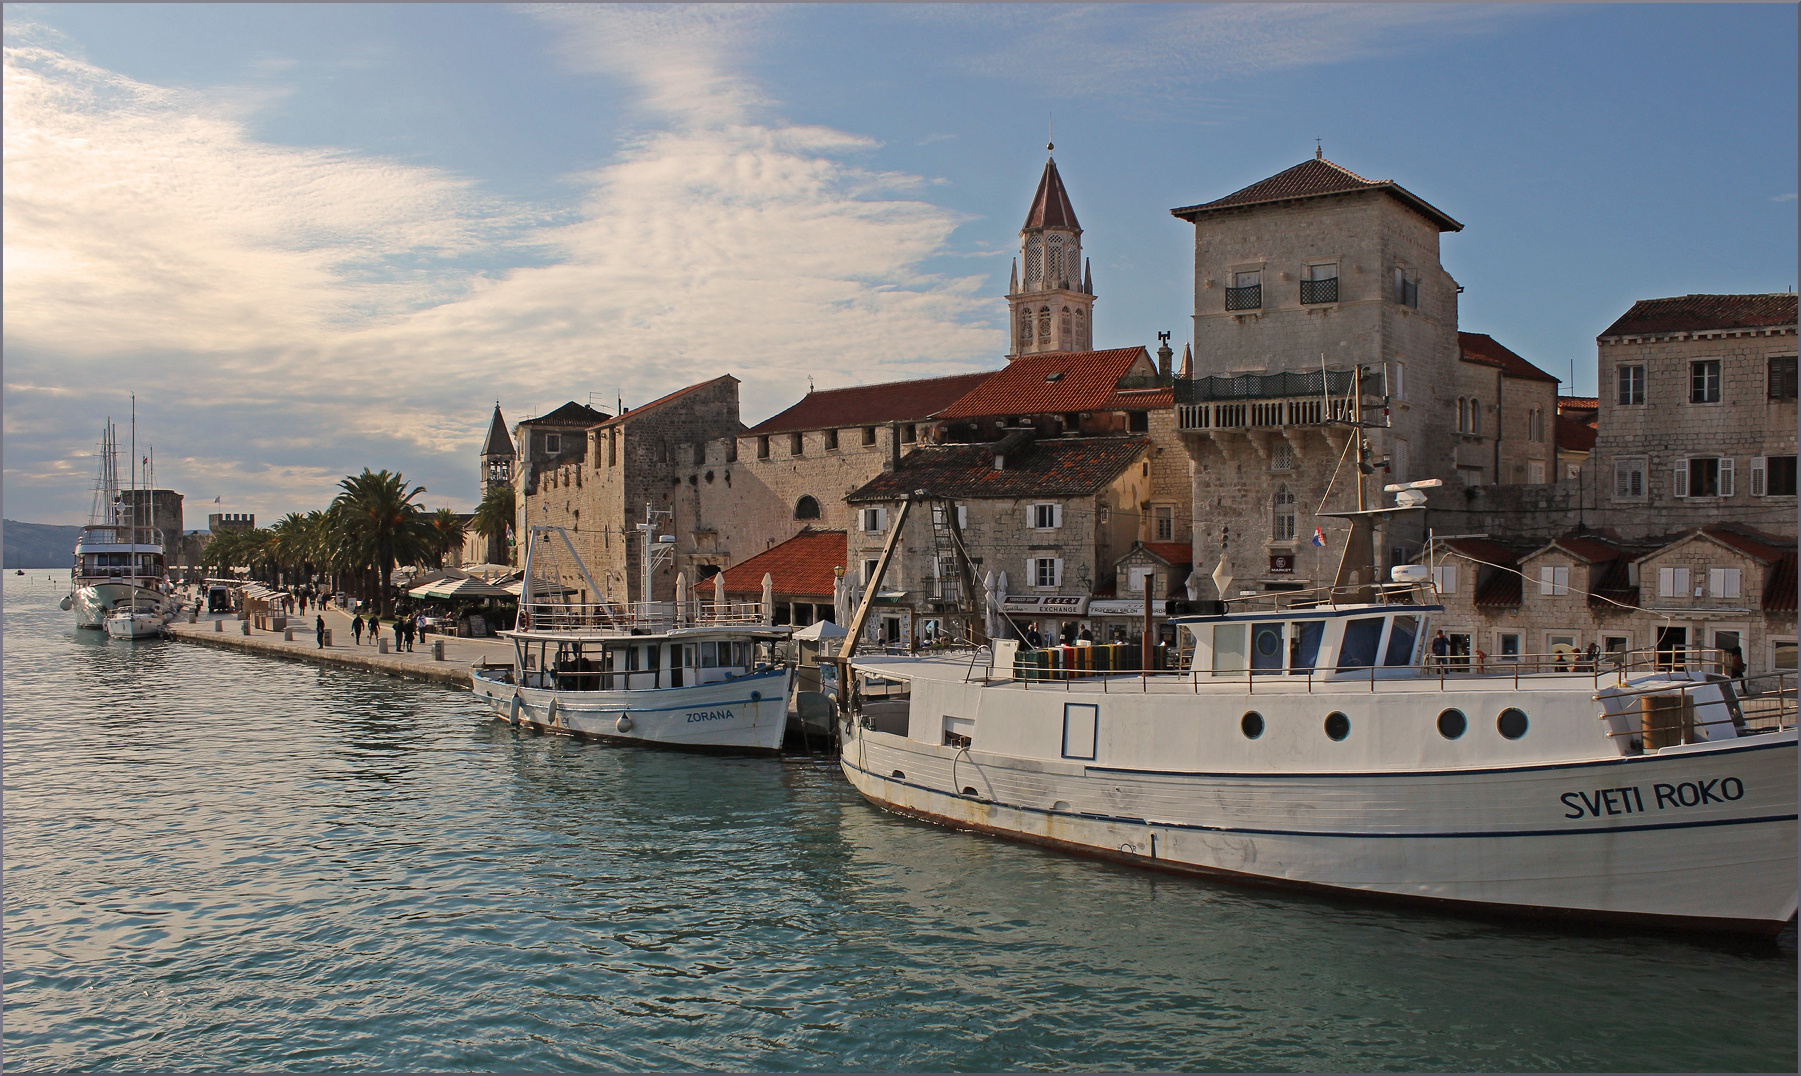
[1290, 621, 1325, 673]
[1336, 617, 1385, 671]
[1212, 624, 1246, 673]
[1250, 623, 1285, 674]
[1384, 615, 1420, 667]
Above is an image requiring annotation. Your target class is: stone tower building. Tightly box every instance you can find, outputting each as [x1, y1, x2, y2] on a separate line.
[478, 403, 515, 565]
[1007, 149, 1094, 360]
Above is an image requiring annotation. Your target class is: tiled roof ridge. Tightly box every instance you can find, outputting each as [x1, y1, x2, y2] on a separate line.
[598, 375, 737, 429]
[1599, 293, 1798, 338]
[744, 370, 996, 435]
[936, 346, 1155, 420]
[1458, 331, 1560, 384]
[1023, 156, 1080, 232]
[1169, 155, 1461, 232]
[716, 529, 847, 598]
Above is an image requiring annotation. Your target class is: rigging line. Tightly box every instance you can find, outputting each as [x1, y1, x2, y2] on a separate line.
[1314, 425, 1358, 516]
[1434, 548, 1675, 622]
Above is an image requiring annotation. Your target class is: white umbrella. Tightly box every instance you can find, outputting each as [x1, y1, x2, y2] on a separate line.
[761, 572, 774, 626]
[1211, 555, 1234, 600]
[712, 570, 726, 620]
[983, 571, 997, 640]
[674, 571, 688, 627]
[421, 577, 509, 600]
[791, 619, 847, 641]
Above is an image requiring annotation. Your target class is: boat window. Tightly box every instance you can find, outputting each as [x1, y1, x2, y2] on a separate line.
[1336, 617, 1385, 671]
[701, 641, 718, 668]
[625, 646, 640, 671]
[1250, 623, 1284, 673]
[1062, 703, 1098, 760]
[1290, 621, 1324, 673]
[1324, 711, 1351, 741]
[1437, 708, 1466, 739]
[1384, 615, 1420, 667]
[684, 644, 697, 668]
[1241, 711, 1264, 739]
[1212, 624, 1247, 674]
[647, 645, 661, 672]
[1497, 708, 1529, 740]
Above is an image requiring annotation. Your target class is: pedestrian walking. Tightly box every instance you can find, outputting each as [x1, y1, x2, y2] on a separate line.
[393, 616, 403, 651]
[1430, 630, 1450, 667]
[352, 614, 364, 645]
[315, 614, 326, 649]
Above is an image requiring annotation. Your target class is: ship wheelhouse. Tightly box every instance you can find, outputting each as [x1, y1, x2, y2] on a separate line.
[1178, 602, 1436, 679]
[511, 626, 790, 692]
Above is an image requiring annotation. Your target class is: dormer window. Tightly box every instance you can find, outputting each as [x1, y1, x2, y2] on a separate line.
[1045, 371, 1064, 383]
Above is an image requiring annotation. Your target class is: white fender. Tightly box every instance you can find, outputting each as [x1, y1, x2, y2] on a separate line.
[546, 697, 560, 728]
[509, 694, 524, 726]
[59, 593, 73, 611]
[616, 713, 633, 734]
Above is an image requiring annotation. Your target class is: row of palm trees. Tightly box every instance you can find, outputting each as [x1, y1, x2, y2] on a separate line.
[200, 470, 517, 618]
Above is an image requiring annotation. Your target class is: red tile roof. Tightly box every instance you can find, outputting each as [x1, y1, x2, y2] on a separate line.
[1023, 156, 1080, 231]
[717, 529, 846, 599]
[1473, 571, 1522, 609]
[1556, 410, 1597, 453]
[1170, 155, 1462, 232]
[744, 371, 995, 436]
[524, 401, 610, 427]
[1764, 552, 1797, 612]
[938, 347, 1165, 419]
[1140, 541, 1193, 568]
[848, 436, 1150, 502]
[1536, 535, 1626, 565]
[598, 375, 737, 429]
[1698, 526, 1793, 565]
[1557, 396, 1599, 412]
[1458, 332, 1560, 384]
[1599, 294, 1797, 338]
[1439, 537, 1521, 567]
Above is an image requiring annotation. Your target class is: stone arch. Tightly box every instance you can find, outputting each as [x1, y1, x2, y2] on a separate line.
[794, 495, 821, 521]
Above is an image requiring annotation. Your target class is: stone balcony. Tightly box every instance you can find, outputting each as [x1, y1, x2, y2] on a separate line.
[1174, 370, 1376, 460]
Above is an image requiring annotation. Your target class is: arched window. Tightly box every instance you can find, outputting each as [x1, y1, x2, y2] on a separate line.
[1025, 241, 1042, 287]
[1074, 307, 1086, 347]
[1047, 235, 1064, 285]
[794, 495, 821, 521]
[1470, 398, 1482, 435]
[1019, 309, 1033, 348]
[1060, 306, 1072, 342]
[1272, 485, 1297, 541]
[1038, 306, 1051, 340]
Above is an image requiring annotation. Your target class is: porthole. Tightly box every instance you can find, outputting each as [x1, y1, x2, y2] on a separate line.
[1437, 708, 1467, 740]
[1241, 711, 1265, 739]
[890, 770, 905, 780]
[962, 786, 980, 797]
[1497, 708, 1529, 740]
[1324, 711, 1350, 741]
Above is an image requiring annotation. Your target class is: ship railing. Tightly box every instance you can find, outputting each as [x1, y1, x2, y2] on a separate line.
[1199, 581, 1437, 614]
[1592, 669, 1795, 751]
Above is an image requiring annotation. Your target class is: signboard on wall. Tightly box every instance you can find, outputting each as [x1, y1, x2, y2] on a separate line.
[998, 594, 1090, 616]
[1087, 599, 1165, 618]
[1269, 553, 1295, 574]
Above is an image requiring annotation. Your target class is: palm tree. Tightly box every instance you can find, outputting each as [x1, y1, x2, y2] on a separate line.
[471, 483, 517, 566]
[429, 508, 466, 568]
[330, 469, 432, 618]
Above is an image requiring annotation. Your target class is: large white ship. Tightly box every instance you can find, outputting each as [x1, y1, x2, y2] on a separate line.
[833, 489, 1797, 937]
[471, 522, 794, 753]
[69, 418, 172, 632]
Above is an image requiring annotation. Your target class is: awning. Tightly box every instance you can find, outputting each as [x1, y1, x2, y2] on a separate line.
[791, 619, 847, 641]
[998, 594, 1089, 616]
[413, 577, 510, 600]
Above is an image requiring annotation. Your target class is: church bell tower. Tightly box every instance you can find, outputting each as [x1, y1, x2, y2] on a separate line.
[1007, 146, 1094, 360]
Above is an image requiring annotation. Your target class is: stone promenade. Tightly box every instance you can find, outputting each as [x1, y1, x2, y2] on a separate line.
[164, 608, 515, 690]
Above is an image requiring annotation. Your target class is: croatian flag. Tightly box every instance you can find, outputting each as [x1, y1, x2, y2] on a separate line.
[1311, 526, 1326, 547]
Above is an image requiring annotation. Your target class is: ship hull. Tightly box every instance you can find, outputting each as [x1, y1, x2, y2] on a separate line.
[473, 667, 793, 754]
[73, 582, 166, 630]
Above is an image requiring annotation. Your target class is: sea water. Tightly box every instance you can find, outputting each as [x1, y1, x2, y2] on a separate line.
[4, 574, 1795, 1072]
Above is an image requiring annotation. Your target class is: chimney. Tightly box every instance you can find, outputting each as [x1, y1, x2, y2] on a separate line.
[1156, 331, 1173, 378]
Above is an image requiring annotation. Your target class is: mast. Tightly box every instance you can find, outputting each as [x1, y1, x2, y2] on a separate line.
[128, 395, 138, 595]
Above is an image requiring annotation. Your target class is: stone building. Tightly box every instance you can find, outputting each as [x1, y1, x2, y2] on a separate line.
[844, 433, 1154, 648]
[477, 404, 515, 564]
[1007, 151, 1095, 359]
[1456, 331, 1561, 486]
[1594, 293, 1797, 535]
[725, 372, 994, 560]
[1168, 152, 1479, 594]
[1556, 396, 1599, 481]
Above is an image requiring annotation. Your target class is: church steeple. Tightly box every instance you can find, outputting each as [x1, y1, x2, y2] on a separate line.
[1008, 148, 1094, 361]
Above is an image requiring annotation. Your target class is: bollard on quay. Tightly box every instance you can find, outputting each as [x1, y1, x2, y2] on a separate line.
[378, 637, 388, 655]
[241, 620, 251, 635]
[432, 639, 445, 661]
[214, 619, 223, 632]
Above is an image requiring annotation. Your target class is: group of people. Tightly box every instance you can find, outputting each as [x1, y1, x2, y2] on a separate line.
[348, 611, 424, 652]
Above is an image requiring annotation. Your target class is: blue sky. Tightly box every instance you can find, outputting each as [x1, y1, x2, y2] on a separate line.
[5, 3, 1795, 524]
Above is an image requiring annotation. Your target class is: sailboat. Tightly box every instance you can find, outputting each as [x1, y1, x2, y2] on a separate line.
[68, 400, 171, 636]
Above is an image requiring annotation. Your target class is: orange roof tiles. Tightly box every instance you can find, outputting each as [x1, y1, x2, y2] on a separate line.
[1458, 332, 1560, 384]
[1600, 294, 1797, 338]
[938, 347, 1164, 419]
[1170, 155, 1462, 232]
[1139, 542, 1193, 567]
[848, 436, 1150, 502]
[745, 372, 995, 436]
[717, 530, 846, 599]
[598, 375, 737, 429]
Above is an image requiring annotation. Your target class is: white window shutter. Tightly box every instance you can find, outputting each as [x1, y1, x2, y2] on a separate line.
[877, 507, 889, 531]
[1673, 460, 1688, 498]
[1027, 558, 1037, 586]
[1539, 566, 1555, 595]
[1751, 457, 1768, 496]
[1053, 558, 1064, 587]
[1720, 458, 1734, 497]
[1052, 503, 1063, 529]
[956, 505, 967, 529]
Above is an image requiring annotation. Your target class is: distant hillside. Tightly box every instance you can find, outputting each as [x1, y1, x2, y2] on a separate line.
[4, 520, 82, 569]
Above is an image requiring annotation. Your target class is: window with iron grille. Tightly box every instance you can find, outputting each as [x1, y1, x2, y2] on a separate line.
[1769, 356, 1798, 400]
[1300, 263, 1339, 304]
[1617, 364, 1645, 405]
[1271, 485, 1296, 541]
[1226, 271, 1262, 311]
[1690, 360, 1721, 403]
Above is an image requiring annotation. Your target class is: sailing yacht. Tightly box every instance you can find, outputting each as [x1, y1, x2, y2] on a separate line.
[69, 413, 172, 635]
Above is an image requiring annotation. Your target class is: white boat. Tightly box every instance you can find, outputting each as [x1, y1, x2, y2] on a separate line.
[834, 493, 1797, 937]
[105, 610, 166, 640]
[470, 522, 794, 753]
[71, 414, 174, 631]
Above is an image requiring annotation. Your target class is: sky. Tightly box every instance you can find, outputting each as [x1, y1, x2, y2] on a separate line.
[4, 3, 1795, 526]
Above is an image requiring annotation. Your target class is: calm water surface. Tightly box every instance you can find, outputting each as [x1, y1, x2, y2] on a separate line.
[4, 574, 1795, 1072]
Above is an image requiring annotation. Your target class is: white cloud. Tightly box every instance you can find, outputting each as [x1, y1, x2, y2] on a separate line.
[1774, 192, 1798, 203]
[2, 12, 1002, 523]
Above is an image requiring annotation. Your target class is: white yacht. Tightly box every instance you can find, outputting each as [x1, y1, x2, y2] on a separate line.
[835, 495, 1797, 937]
[70, 418, 172, 633]
[471, 524, 794, 753]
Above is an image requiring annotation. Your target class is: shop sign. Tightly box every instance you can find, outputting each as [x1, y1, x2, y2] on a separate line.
[1087, 599, 1165, 617]
[1269, 553, 1295, 574]
[999, 594, 1089, 616]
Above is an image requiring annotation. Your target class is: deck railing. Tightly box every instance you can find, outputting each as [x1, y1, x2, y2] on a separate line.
[517, 599, 770, 634]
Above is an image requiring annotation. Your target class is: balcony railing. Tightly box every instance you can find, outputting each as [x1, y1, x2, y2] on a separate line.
[1225, 284, 1262, 311]
[1175, 369, 1358, 403]
[1300, 277, 1339, 304]
[1178, 396, 1356, 431]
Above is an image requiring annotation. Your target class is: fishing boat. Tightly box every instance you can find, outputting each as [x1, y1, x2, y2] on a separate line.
[833, 486, 1798, 937]
[470, 519, 794, 753]
[69, 412, 173, 633]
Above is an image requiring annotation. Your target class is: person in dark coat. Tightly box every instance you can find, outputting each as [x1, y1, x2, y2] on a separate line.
[315, 614, 326, 649]
[393, 616, 403, 651]
[352, 614, 364, 645]
[402, 614, 416, 652]
[1430, 630, 1450, 667]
